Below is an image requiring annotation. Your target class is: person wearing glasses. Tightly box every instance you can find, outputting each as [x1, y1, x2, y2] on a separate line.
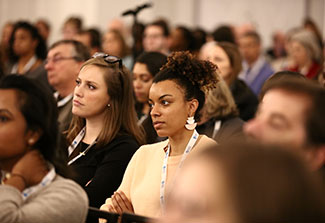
[0, 75, 88, 223]
[45, 40, 90, 133]
[100, 51, 218, 218]
[65, 53, 145, 211]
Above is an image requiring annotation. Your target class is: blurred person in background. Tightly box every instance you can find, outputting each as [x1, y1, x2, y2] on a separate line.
[200, 41, 258, 121]
[143, 20, 169, 55]
[7, 21, 49, 89]
[160, 141, 325, 223]
[287, 29, 322, 79]
[102, 29, 133, 70]
[0, 22, 14, 73]
[197, 78, 244, 144]
[62, 16, 83, 40]
[75, 28, 102, 56]
[133, 51, 167, 143]
[238, 31, 274, 95]
[35, 19, 51, 47]
[168, 26, 195, 53]
[212, 25, 236, 44]
[244, 77, 325, 185]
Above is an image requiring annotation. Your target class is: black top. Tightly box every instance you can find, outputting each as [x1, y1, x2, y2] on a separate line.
[70, 134, 139, 208]
[231, 79, 258, 121]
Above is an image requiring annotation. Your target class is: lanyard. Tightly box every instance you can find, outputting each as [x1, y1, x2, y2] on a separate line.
[68, 127, 97, 165]
[11, 55, 37, 74]
[160, 129, 199, 209]
[54, 92, 73, 107]
[212, 120, 221, 139]
[22, 164, 56, 199]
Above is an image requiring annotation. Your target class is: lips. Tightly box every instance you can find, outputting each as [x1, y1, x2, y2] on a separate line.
[153, 121, 164, 129]
[73, 99, 83, 106]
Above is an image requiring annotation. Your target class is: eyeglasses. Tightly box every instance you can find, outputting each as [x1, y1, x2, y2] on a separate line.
[92, 52, 123, 69]
[44, 56, 80, 65]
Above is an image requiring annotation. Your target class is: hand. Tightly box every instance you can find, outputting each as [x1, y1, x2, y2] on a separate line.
[11, 150, 49, 187]
[111, 190, 134, 214]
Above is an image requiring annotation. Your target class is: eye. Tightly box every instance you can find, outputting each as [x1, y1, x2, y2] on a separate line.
[0, 116, 9, 122]
[88, 84, 96, 90]
[75, 79, 81, 86]
[148, 102, 154, 108]
[161, 100, 169, 106]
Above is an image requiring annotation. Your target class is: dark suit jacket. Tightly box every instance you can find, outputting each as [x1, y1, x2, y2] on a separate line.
[197, 117, 245, 144]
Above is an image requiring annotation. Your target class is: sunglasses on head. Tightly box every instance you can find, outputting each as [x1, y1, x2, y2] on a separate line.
[92, 52, 123, 69]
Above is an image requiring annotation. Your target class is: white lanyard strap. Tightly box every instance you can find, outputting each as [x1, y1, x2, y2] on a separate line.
[160, 130, 199, 209]
[11, 55, 37, 74]
[22, 164, 56, 199]
[54, 92, 73, 107]
[212, 120, 222, 139]
[67, 127, 97, 165]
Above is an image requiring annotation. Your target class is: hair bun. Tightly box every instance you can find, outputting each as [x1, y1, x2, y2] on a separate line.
[161, 51, 219, 92]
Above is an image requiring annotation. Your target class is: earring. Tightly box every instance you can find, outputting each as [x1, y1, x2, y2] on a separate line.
[107, 103, 111, 108]
[28, 138, 35, 146]
[185, 116, 197, 130]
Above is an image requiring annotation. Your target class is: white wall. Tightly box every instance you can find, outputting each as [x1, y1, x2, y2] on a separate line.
[0, 0, 323, 48]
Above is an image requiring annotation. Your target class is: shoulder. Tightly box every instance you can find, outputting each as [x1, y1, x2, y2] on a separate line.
[100, 134, 140, 151]
[132, 140, 168, 159]
[50, 175, 88, 200]
[197, 134, 218, 148]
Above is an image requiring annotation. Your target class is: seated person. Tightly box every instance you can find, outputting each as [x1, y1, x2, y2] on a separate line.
[160, 141, 325, 223]
[0, 75, 88, 223]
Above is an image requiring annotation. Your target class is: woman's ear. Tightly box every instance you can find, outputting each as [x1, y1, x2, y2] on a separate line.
[25, 129, 42, 147]
[187, 98, 199, 117]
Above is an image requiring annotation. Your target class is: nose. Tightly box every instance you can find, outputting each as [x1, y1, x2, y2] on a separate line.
[44, 59, 53, 70]
[150, 104, 160, 118]
[243, 118, 261, 139]
[74, 84, 83, 98]
[133, 79, 142, 89]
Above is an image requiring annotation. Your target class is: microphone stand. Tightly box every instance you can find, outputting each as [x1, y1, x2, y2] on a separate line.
[122, 3, 152, 60]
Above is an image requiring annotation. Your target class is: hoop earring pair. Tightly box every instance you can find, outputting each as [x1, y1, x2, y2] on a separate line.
[185, 116, 197, 130]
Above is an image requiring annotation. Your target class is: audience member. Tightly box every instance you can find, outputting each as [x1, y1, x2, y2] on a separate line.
[35, 19, 51, 46]
[197, 79, 244, 144]
[304, 17, 323, 50]
[143, 20, 169, 55]
[102, 29, 133, 70]
[0, 22, 13, 72]
[287, 29, 322, 79]
[62, 16, 83, 40]
[212, 25, 236, 44]
[45, 40, 90, 133]
[7, 21, 49, 88]
[133, 51, 167, 143]
[66, 53, 145, 209]
[0, 75, 88, 223]
[160, 142, 325, 223]
[238, 31, 274, 95]
[76, 28, 102, 56]
[200, 41, 258, 120]
[244, 77, 325, 183]
[266, 30, 286, 60]
[168, 26, 195, 53]
[100, 51, 219, 217]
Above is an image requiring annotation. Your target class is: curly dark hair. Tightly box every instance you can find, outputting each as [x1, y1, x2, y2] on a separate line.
[153, 51, 219, 120]
[8, 21, 47, 63]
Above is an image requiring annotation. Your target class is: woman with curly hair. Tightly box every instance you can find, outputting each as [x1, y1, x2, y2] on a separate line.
[100, 51, 219, 218]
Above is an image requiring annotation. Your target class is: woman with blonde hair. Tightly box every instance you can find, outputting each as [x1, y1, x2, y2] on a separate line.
[66, 53, 145, 209]
[197, 78, 244, 144]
